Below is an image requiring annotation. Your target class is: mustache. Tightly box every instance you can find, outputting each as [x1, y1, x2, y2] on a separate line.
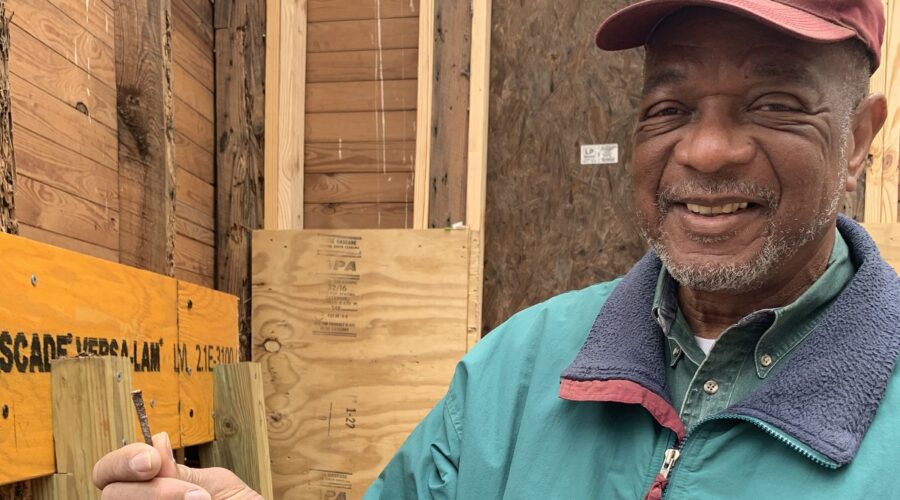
[656, 179, 778, 214]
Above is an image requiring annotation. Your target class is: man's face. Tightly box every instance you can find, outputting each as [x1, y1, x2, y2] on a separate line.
[633, 9, 857, 292]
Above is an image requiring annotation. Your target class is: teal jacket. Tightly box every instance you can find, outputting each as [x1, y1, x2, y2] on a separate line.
[365, 217, 900, 499]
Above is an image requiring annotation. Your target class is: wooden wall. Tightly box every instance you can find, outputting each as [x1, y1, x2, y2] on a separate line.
[172, 0, 216, 287]
[5, 0, 216, 288]
[482, 0, 647, 332]
[8, 0, 119, 261]
[303, 0, 419, 229]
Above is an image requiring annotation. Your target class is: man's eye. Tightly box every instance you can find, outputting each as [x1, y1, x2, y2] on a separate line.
[646, 106, 684, 118]
[756, 103, 795, 112]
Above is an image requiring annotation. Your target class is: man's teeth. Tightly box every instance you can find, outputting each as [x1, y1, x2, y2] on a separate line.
[685, 202, 749, 215]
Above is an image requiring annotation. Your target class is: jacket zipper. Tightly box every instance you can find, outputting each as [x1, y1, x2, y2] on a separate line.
[652, 413, 839, 499]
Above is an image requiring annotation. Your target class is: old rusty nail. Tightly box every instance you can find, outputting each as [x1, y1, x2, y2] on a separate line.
[131, 390, 153, 445]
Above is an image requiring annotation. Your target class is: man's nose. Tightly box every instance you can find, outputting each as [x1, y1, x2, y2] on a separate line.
[672, 110, 755, 173]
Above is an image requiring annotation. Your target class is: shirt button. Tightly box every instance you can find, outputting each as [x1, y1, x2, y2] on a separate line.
[672, 346, 682, 358]
[704, 380, 719, 395]
[760, 354, 773, 368]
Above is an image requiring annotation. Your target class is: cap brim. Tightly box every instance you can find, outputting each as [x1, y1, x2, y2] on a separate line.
[596, 0, 857, 50]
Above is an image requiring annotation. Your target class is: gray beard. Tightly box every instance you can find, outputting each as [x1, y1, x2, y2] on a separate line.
[641, 176, 844, 293]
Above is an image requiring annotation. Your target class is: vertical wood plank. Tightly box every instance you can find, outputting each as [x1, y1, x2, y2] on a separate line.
[51, 357, 136, 500]
[215, 0, 265, 361]
[31, 474, 76, 500]
[198, 363, 274, 500]
[882, 0, 900, 222]
[116, 0, 177, 274]
[0, 1, 14, 235]
[413, 0, 434, 229]
[426, 0, 471, 228]
[465, 0, 491, 347]
[264, 0, 307, 230]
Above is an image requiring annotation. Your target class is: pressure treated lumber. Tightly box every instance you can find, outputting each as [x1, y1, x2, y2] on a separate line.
[215, 0, 266, 359]
[0, 3, 14, 235]
[115, 0, 177, 275]
[31, 474, 75, 500]
[51, 357, 136, 500]
[253, 229, 471, 499]
[199, 363, 274, 499]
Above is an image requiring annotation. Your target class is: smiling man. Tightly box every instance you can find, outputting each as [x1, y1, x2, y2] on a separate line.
[92, 1, 900, 499]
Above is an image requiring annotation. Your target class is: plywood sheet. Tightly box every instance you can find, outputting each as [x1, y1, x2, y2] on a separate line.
[253, 229, 470, 499]
[483, 0, 647, 332]
[0, 233, 239, 484]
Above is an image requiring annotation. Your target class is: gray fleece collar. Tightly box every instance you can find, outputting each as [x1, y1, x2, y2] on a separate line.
[561, 215, 900, 465]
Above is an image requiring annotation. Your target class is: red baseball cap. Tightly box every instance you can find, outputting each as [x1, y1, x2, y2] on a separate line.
[596, 0, 885, 71]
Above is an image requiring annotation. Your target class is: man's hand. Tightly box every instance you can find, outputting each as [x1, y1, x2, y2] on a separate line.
[92, 432, 263, 499]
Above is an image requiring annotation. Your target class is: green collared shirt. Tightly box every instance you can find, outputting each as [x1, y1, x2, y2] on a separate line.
[652, 232, 855, 430]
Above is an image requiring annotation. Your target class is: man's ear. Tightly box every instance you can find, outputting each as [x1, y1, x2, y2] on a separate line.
[847, 93, 888, 192]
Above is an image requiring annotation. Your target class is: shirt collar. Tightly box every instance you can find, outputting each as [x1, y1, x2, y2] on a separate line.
[651, 231, 854, 375]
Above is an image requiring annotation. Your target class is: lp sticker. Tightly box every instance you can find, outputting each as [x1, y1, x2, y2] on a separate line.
[580, 144, 619, 165]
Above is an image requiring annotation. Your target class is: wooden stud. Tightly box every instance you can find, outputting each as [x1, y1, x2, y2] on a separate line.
[464, 0, 491, 347]
[51, 357, 136, 500]
[413, 0, 435, 229]
[426, 0, 472, 229]
[115, 0, 177, 274]
[0, 0, 14, 236]
[198, 363, 273, 500]
[215, 0, 266, 360]
[866, 0, 897, 223]
[264, 0, 307, 230]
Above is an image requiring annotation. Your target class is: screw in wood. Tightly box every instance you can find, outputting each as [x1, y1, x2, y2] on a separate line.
[131, 389, 153, 446]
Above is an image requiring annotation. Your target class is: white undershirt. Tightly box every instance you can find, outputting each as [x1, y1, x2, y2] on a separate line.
[694, 336, 717, 356]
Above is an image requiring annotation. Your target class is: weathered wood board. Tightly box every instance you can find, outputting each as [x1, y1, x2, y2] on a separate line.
[0, 233, 238, 485]
[253, 229, 471, 499]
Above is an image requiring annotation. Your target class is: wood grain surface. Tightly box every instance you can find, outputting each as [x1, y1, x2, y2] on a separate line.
[305, 141, 415, 174]
[253, 229, 470, 499]
[307, 18, 418, 53]
[308, 0, 419, 22]
[306, 49, 418, 83]
[483, 0, 647, 332]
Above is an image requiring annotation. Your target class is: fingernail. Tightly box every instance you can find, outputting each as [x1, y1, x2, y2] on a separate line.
[129, 451, 153, 472]
[163, 432, 175, 460]
[184, 490, 211, 500]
